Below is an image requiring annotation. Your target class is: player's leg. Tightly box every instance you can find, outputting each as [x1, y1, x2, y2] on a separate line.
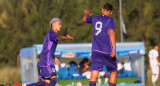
[90, 51, 103, 86]
[101, 54, 117, 86]
[97, 74, 101, 85]
[152, 74, 156, 85]
[98, 71, 108, 84]
[109, 71, 117, 86]
[89, 71, 99, 86]
[50, 76, 58, 86]
[38, 65, 57, 86]
[152, 74, 159, 85]
[151, 66, 159, 85]
[104, 73, 109, 83]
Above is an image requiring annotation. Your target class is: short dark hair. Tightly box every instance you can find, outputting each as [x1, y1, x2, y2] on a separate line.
[153, 44, 158, 48]
[83, 58, 89, 63]
[103, 3, 113, 11]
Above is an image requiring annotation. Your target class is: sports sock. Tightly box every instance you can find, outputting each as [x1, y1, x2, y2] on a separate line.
[98, 78, 101, 84]
[89, 81, 96, 86]
[27, 81, 49, 86]
[104, 78, 108, 83]
[152, 74, 159, 85]
[109, 83, 116, 86]
[50, 78, 57, 86]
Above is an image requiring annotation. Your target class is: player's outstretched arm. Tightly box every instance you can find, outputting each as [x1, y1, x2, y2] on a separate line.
[82, 9, 93, 22]
[57, 34, 74, 41]
[109, 30, 116, 57]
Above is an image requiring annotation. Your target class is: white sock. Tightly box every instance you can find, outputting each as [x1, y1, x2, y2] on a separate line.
[152, 75, 155, 85]
[152, 74, 159, 85]
[98, 78, 101, 84]
[105, 78, 108, 83]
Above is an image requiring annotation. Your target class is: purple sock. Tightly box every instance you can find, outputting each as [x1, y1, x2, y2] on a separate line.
[50, 78, 57, 86]
[109, 83, 116, 86]
[27, 81, 49, 86]
[89, 81, 96, 86]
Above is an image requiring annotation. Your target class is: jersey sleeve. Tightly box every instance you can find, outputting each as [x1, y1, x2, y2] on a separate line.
[86, 17, 93, 23]
[108, 18, 115, 30]
[148, 51, 152, 58]
[49, 32, 59, 42]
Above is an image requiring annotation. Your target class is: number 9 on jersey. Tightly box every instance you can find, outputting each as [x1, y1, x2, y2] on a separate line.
[95, 21, 102, 35]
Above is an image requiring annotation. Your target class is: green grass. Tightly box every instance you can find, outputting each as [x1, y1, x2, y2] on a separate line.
[0, 66, 21, 86]
[1, 67, 160, 86]
[57, 77, 138, 86]
[147, 69, 160, 86]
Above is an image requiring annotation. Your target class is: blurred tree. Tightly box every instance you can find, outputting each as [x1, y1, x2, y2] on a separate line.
[0, 0, 159, 66]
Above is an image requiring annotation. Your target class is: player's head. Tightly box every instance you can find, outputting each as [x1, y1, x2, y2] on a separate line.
[81, 58, 89, 66]
[50, 18, 62, 32]
[153, 44, 159, 50]
[102, 3, 113, 16]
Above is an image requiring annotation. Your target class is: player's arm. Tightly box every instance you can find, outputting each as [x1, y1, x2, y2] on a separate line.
[149, 58, 151, 68]
[53, 56, 61, 65]
[57, 34, 74, 41]
[109, 30, 116, 57]
[156, 57, 160, 66]
[82, 67, 88, 72]
[82, 66, 90, 72]
[82, 9, 93, 23]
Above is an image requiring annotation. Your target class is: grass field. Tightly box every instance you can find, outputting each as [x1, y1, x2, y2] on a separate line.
[0, 66, 21, 86]
[0, 66, 138, 85]
[1, 66, 160, 86]
[57, 77, 138, 86]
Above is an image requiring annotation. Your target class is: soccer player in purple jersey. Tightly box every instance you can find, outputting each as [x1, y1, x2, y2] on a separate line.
[82, 3, 117, 86]
[25, 18, 74, 86]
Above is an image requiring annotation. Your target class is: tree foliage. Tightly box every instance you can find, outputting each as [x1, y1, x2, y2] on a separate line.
[0, 0, 159, 66]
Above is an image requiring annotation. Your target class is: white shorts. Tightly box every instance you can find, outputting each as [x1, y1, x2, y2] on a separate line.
[82, 71, 91, 79]
[99, 71, 106, 76]
[151, 65, 159, 74]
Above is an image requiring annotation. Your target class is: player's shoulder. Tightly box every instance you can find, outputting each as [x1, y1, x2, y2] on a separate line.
[49, 29, 56, 34]
[92, 15, 101, 18]
[108, 16, 115, 21]
[149, 49, 154, 52]
[93, 15, 113, 19]
[149, 49, 158, 53]
[104, 15, 115, 22]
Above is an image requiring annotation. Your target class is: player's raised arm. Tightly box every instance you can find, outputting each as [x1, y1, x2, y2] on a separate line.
[82, 9, 93, 23]
[57, 34, 74, 41]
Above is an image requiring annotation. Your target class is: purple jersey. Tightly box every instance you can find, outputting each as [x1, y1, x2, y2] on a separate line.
[86, 15, 115, 54]
[39, 29, 59, 67]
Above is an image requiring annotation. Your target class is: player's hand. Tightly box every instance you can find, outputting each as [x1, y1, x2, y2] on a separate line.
[110, 49, 116, 57]
[54, 57, 61, 65]
[66, 34, 74, 40]
[83, 9, 93, 16]
[149, 65, 151, 69]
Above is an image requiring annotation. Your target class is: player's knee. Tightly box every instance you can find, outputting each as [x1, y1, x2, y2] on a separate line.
[90, 71, 99, 81]
[111, 71, 118, 75]
[43, 80, 51, 84]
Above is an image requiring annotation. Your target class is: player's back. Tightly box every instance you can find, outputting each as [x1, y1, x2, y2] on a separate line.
[149, 49, 159, 66]
[87, 15, 115, 54]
